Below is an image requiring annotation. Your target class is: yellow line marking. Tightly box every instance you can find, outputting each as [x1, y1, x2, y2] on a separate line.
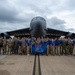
[35, 56, 39, 75]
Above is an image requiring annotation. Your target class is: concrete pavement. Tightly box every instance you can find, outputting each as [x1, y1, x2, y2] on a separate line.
[40, 55, 75, 75]
[0, 55, 75, 75]
[0, 55, 34, 75]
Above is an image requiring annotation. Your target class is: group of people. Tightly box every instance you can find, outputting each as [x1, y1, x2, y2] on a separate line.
[0, 36, 75, 56]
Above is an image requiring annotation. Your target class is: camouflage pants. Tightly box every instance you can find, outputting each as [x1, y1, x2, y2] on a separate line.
[3, 45, 7, 54]
[67, 45, 74, 55]
[57, 46, 61, 55]
[55, 46, 58, 55]
[0, 47, 2, 54]
[18, 46, 22, 54]
[50, 46, 55, 55]
[62, 46, 67, 55]
[46, 45, 49, 55]
[27, 46, 30, 54]
[22, 46, 27, 54]
[73, 46, 75, 55]
[8, 46, 12, 54]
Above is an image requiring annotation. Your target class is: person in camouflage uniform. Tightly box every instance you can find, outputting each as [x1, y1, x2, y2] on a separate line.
[0, 37, 3, 54]
[14, 37, 18, 54]
[50, 38, 55, 56]
[12, 37, 15, 54]
[7, 38, 13, 54]
[22, 38, 27, 55]
[25, 38, 31, 55]
[67, 37, 74, 55]
[36, 37, 41, 44]
[3, 36, 7, 54]
[61, 38, 67, 55]
[18, 39, 22, 55]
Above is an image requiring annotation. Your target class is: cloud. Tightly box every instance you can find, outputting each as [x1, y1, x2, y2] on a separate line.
[47, 17, 66, 30]
[65, 28, 75, 33]
[48, 17, 66, 25]
[47, 16, 75, 32]
[0, 21, 30, 33]
[0, 0, 20, 23]
[62, 0, 75, 11]
[64, 0, 75, 10]
[0, 0, 34, 23]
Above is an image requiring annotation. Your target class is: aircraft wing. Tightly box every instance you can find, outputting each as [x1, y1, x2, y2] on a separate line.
[0, 28, 30, 37]
[7, 28, 30, 35]
[0, 27, 74, 38]
[46, 28, 69, 37]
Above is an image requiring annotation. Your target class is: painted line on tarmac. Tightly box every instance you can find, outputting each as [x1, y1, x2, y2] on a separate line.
[32, 55, 41, 75]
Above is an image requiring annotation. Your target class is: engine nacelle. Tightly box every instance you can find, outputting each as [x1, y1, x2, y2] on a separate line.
[0, 32, 10, 38]
[66, 32, 75, 38]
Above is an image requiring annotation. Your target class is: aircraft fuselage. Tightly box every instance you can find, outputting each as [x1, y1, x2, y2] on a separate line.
[30, 17, 47, 37]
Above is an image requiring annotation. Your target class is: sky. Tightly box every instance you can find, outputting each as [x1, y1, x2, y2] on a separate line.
[0, 0, 75, 33]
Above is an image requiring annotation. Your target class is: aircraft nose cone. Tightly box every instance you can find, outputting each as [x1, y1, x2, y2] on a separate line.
[36, 22, 42, 29]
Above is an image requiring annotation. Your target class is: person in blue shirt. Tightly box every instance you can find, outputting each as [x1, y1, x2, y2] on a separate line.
[50, 38, 55, 55]
[31, 37, 36, 46]
[48, 39, 52, 55]
[18, 39, 22, 55]
[41, 38, 45, 45]
[25, 38, 31, 46]
[25, 38, 31, 55]
[73, 39, 75, 45]
[30, 37, 36, 54]
[73, 38, 75, 55]
[54, 38, 58, 55]
[57, 38, 62, 55]
[44, 38, 50, 55]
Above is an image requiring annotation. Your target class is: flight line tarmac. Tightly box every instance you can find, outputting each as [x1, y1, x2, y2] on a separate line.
[0, 55, 75, 75]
